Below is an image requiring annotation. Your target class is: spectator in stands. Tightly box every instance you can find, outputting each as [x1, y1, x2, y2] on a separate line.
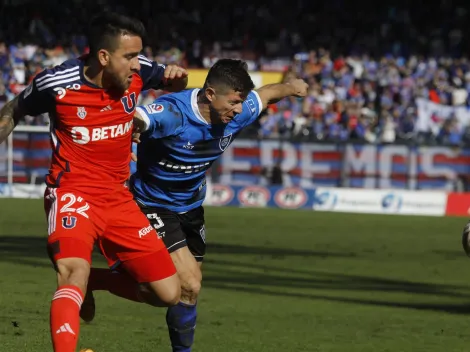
[3, 1, 470, 146]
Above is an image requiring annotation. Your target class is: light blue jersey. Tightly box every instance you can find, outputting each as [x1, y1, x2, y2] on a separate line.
[130, 88, 263, 212]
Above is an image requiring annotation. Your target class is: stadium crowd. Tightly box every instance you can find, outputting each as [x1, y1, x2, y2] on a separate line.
[1, 0, 470, 145]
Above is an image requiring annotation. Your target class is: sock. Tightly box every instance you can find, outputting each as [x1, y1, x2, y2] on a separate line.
[88, 268, 143, 303]
[166, 302, 197, 352]
[50, 285, 83, 352]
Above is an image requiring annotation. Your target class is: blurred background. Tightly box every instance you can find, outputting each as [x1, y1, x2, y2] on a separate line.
[2, 0, 470, 192]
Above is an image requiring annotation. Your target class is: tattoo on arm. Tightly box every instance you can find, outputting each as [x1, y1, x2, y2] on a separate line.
[0, 96, 21, 144]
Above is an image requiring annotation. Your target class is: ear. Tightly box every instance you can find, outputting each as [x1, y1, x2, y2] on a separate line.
[98, 49, 111, 67]
[205, 87, 216, 102]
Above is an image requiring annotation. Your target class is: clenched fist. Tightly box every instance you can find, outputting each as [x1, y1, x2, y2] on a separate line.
[286, 78, 309, 98]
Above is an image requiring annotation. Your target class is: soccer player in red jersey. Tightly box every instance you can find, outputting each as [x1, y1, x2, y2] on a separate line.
[0, 12, 188, 352]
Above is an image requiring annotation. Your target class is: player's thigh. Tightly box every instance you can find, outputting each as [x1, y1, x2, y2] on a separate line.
[44, 187, 101, 266]
[101, 199, 177, 284]
[180, 206, 207, 263]
[140, 206, 189, 253]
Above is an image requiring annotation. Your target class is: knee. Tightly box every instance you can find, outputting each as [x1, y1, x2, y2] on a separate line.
[180, 275, 202, 302]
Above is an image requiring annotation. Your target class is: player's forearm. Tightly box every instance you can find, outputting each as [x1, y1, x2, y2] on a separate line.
[0, 96, 21, 144]
[256, 79, 308, 107]
[257, 83, 297, 105]
[133, 110, 147, 133]
[164, 76, 188, 92]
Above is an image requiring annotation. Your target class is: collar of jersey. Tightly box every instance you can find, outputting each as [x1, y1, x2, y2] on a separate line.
[191, 89, 209, 125]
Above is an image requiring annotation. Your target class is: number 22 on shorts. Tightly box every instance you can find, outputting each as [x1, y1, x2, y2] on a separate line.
[59, 193, 90, 230]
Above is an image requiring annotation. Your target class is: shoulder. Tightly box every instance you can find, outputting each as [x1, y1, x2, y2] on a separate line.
[228, 90, 264, 127]
[135, 55, 166, 83]
[137, 55, 162, 69]
[141, 98, 183, 120]
[33, 57, 82, 95]
[138, 97, 184, 137]
[244, 91, 263, 112]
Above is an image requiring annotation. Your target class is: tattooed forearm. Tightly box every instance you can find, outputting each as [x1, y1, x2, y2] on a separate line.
[0, 96, 21, 144]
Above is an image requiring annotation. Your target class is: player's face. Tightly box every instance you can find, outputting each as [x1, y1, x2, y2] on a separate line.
[103, 34, 142, 92]
[210, 89, 246, 124]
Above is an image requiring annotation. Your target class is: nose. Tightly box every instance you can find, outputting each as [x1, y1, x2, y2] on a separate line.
[131, 56, 141, 72]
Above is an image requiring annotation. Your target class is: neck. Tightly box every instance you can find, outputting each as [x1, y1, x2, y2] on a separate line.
[83, 58, 106, 88]
[196, 90, 214, 123]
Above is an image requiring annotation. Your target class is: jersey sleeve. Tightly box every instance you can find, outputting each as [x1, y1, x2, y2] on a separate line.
[136, 100, 183, 139]
[17, 71, 55, 116]
[138, 55, 166, 91]
[238, 90, 264, 127]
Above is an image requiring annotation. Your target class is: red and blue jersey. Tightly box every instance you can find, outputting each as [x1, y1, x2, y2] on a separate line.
[18, 54, 166, 191]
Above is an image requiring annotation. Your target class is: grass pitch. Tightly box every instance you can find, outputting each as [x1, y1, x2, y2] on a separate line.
[1, 199, 470, 351]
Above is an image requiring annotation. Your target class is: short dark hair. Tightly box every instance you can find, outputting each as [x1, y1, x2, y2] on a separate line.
[204, 59, 255, 95]
[87, 12, 146, 54]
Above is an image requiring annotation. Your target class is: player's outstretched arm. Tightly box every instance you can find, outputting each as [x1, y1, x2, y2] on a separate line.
[256, 79, 309, 108]
[0, 96, 24, 144]
[162, 65, 189, 92]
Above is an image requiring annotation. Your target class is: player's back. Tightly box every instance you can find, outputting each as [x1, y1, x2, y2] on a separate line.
[19, 55, 162, 192]
[132, 88, 263, 212]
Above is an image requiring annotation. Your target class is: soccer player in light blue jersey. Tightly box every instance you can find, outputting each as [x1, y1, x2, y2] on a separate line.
[88, 59, 308, 351]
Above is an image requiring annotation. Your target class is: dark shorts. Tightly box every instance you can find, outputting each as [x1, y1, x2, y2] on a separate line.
[139, 205, 206, 262]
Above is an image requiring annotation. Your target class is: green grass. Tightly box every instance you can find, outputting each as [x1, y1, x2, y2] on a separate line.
[1, 199, 470, 351]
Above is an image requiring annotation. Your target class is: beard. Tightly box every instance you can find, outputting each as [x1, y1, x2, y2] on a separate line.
[104, 69, 129, 95]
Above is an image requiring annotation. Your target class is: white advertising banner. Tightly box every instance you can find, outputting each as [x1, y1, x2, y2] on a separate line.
[312, 187, 447, 216]
[0, 184, 46, 199]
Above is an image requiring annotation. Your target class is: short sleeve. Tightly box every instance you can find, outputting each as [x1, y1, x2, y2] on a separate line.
[136, 100, 183, 139]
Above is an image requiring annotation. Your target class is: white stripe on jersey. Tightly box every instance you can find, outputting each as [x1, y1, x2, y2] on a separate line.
[138, 54, 152, 63]
[50, 128, 58, 148]
[35, 66, 79, 83]
[37, 75, 81, 91]
[37, 70, 81, 88]
[47, 188, 58, 235]
[138, 59, 152, 67]
[135, 107, 151, 132]
[252, 90, 263, 116]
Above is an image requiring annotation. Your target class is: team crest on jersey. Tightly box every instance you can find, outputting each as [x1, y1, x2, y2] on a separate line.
[219, 133, 233, 151]
[77, 107, 87, 119]
[121, 92, 137, 114]
[145, 103, 165, 114]
[62, 215, 77, 229]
